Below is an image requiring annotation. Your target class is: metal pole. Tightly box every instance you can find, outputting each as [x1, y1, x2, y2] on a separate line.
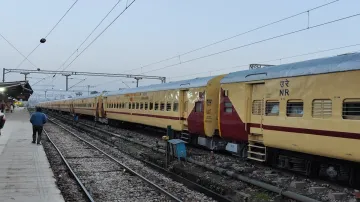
[45, 91, 47, 98]
[88, 85, 90, 95]
[135, 77, 142, 87]
[66, 75, 69, 91]
[2, 68, 5, 82]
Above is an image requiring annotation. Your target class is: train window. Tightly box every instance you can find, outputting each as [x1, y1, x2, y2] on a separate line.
[136, 103, 139, 109]
[342, 99, 360, 120]
[140, 103, 144, 110]
[166, 103, 171, 111]
[252, 100, 263, 115]
[145, 102, 148, 110]
[132, 103, 135, 109]
[286, 100, 303, 117]
[173, 102, 179, 112]
[265, 101, 279, 116]
[224, 102, 232, 113]
[195, 101, 203, 112]
[160, 103, 165, 111]
[154, 102, 159, 110]
[150, 102, 154, 110]
[312, 99, 332, 118]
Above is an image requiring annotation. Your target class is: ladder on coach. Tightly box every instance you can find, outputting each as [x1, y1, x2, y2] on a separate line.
[247, 140, 266, 162]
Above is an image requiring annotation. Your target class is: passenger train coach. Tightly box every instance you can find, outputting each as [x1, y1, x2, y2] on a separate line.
[38, 53, 360, 186]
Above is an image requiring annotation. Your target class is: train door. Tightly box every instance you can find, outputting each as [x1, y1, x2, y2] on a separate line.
[248, 83, 266, 162]
[70, 102, 74, 114]
[181, 90, 189, 131]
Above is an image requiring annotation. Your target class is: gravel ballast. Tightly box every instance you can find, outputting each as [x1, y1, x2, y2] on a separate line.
[45, 121, 217, 202]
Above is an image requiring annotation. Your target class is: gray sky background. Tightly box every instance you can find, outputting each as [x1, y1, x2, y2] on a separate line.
[1, 0, 360, 99]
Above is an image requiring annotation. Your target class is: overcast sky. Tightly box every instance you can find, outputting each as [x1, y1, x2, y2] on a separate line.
[1, 0, 360, 98]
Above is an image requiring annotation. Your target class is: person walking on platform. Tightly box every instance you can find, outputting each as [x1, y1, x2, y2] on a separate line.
[0, 110, 6, 136]
[10, 104, 14, 113]
[0, 101, 5, 113]
[30, 108, 47, 145]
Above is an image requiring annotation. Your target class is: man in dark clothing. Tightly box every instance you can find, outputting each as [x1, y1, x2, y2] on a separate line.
[30, 108, 47, 145]
[73, 113, 79, 126]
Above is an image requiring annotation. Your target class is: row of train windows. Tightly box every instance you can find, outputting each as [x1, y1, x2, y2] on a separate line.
[107, 102, 179, 112]
[74, 104, 92, 107]
[248, 99, 360, 120]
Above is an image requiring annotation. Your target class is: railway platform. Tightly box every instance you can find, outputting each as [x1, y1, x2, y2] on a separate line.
[0, 108, 64, 202]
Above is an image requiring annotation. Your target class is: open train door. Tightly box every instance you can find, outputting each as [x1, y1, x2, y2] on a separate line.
[70, 102, 74, 114]
[179, 89, 191, 142]
[96, 95, 107, 124]
[248, 83, 266, 162]
[181, 90, 189, 131]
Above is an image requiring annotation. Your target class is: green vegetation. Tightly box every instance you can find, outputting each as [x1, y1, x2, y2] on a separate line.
[253, 192, 271, 201]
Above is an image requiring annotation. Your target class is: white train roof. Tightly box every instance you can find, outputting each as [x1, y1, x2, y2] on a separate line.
[104, 76, 216, 97]
[71, 94, 100, 100]
[221, 52, 360, 84]
[37, 94, 100, 104]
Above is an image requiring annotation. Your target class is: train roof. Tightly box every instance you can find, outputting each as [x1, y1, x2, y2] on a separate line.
[37, 94, 100, 104]
[104, 76, 216, 96]
[221, 52, 360, 84]
[71, 94, 100, 100]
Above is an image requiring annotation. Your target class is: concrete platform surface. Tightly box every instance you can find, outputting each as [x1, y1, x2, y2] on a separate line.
[0, 108, 64, 202]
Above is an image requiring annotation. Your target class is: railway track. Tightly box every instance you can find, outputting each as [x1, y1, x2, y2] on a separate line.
[48, 112, 351, 202]
[45, 119, 208, 202]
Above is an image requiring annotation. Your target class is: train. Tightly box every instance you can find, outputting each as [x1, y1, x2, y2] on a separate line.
[38, 52, 360, 186]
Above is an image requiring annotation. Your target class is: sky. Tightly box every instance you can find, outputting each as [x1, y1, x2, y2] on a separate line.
[1, 0, 360, 99]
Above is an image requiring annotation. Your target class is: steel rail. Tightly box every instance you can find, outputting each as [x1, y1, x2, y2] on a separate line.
[54, 116, 234, 202]
[43, 129, 95, 202]
[48, 118, 183, 202]
[48, 113, 321, 202]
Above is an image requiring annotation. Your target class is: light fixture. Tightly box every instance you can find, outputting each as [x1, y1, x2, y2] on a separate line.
[0, 87, 5, 92]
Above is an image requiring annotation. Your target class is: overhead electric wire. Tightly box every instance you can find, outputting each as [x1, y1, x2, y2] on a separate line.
[44, 0, 79, 39]
[44, 0, 136, 88]
[169, 43, 360, 80]
[68, 78, 87, 90]
[15, 0, 80, 69]
[143, 13, 360, 74]
[60, 0, 137, 72]
[0, 33, 38, 68]
[58, 0, 122, 71]
[122, 0, 340, 73]
[31, 77, 47, 86]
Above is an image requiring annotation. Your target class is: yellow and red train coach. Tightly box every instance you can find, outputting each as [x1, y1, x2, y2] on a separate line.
[102, 75, 224, 148]
[219, 52, 360, 183]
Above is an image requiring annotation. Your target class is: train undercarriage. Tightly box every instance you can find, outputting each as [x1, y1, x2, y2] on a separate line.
[267, 148, 360, 188]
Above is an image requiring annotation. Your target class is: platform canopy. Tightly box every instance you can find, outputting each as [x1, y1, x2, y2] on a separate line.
[0, 81, 33, 101]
